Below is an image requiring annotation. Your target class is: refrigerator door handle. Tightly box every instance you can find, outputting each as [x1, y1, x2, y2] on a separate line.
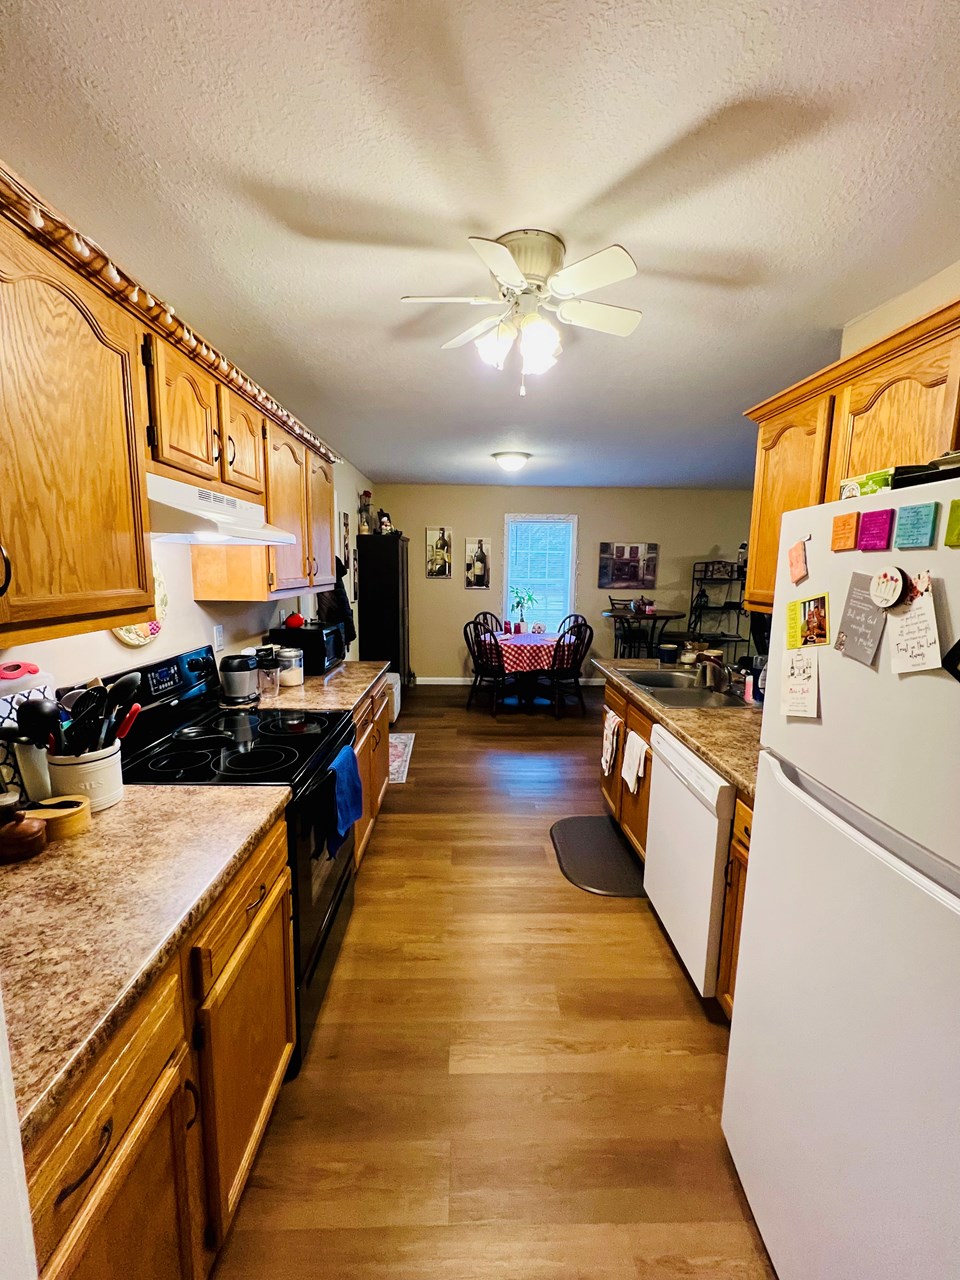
[764, 753, 960, 901]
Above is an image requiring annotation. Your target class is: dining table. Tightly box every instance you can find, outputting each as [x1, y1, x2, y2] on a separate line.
[497, 631, 562, 674]
[600, 608, 686, 658]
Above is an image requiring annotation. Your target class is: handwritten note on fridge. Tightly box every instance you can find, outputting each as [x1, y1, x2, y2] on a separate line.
[835, 573, 886, 666]
[888, 572, 942, 674]
[857, 508, 894, 551]
[894, 502, 939, 550]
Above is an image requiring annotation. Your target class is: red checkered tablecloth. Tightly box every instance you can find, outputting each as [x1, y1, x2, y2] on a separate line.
[497, 633, 562, 673]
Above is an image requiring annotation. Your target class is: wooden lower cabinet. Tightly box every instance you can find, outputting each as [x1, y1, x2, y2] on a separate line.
[619, 703, 653, 858]
[195, 867, 294, 1246]
[372, 689, 391, 811]
[26, 820, 294, 1278]
[717, 800, 753, 1019]
[354, 677, 390, 869]
[599, 685, 627, 820]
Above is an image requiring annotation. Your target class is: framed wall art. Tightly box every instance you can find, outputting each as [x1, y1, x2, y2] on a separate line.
[597, 541, 658, 589]
[464, 536, 491, 589]
[426, 527, 452, 578]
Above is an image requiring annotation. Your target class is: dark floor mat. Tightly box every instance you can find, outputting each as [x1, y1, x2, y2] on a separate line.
[549, 815, 647, 897]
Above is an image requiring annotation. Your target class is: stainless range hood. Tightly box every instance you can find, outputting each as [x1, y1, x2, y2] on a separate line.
[147, 473, 295, 545]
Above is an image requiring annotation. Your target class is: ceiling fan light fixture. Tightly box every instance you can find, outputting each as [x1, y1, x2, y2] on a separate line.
[493, 452, 531, 473]
[475, 320, 517, 370]
[518, 312, 561, 376]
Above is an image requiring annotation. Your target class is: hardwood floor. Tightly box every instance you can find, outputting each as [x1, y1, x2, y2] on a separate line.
[215, 686, 774, 1279]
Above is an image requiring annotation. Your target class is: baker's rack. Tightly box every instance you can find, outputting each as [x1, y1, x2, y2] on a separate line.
[686, 560, 751, 658]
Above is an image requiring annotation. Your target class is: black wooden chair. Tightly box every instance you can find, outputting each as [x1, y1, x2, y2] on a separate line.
[464, 620, 516, 715]
[539, 622, 594, 717]
[559, 612, 587, 633]
[612, 613, 643, 658]
[474, 610, 501, 632]
[608, 596, 633, 611]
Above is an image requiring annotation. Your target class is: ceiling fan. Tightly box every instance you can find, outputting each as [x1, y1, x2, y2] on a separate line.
[401, 229, 642, 393]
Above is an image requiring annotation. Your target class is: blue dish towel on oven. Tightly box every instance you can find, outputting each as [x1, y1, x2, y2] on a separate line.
[329, 745, 363, 853]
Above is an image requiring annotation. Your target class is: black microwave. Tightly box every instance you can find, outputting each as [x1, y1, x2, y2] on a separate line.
[268, 622, 345, 675]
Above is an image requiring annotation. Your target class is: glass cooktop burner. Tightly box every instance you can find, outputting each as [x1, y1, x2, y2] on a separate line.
[215, 745, 300, 774]
[147, 750, 215, 777]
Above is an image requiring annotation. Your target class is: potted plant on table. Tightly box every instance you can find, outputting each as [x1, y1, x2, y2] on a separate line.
[509, 586, 538, 634]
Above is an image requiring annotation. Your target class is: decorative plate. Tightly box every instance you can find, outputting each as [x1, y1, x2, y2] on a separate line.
[113, 561, 169, 648]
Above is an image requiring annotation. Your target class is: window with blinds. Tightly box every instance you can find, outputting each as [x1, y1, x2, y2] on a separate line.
[504, 515, 577, 632]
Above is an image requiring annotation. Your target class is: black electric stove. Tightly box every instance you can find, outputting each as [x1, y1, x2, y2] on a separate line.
[100, 645, 357, 1076]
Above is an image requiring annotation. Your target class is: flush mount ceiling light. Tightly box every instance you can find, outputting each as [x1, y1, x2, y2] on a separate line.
[403, 229, 642, 395]
[493, 452, 531, 473]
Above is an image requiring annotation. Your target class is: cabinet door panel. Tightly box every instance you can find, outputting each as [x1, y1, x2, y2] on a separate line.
[266, 427, 309, 591]
[151, 339, 221, 482]
[197, 869, 294, 1245]
[219, 386, 264, 495]
[43, 1047, 193, 1280]
[308, 453, 335, 587]
[599, 684, 626, 820]
[619, 704, 653, 858]
[745, 396, 831, 611]
[0, 222, 152, 630]
[717, 839, 749, 1019]
[372, 694, 390, 812]
[825, 335, 960, 499]
[354, 721, 375, 867]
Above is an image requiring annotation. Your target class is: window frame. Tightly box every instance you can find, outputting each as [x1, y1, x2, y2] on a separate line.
[502, 513, 579, 632]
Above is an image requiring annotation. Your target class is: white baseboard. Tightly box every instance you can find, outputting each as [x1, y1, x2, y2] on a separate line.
[413, 676, 606, 686]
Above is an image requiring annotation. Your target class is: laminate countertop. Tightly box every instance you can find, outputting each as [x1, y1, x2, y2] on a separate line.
[269, 660, 390, 712]
[592, 659, 763, 801]
[1, 784, 289, 1148]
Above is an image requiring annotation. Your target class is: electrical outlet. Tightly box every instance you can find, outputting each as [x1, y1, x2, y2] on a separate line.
[213, 624, 224, 652]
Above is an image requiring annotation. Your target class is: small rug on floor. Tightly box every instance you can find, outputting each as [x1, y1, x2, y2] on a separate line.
[550, 815, 647, 897]
[389, 732, 415, 784]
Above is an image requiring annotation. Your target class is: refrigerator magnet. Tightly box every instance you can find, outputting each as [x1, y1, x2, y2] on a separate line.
[868, 566, 907, 609]
[788, 539, 809, 585]
[786, 594, 830, 649]
[888, 571, 942, 674]
[945, 499, 960, 547]
[831, 512, 860, 551]
[894, 502, 940, 550]
[857, 508, 895, 551]
[835, 573, 886, 666]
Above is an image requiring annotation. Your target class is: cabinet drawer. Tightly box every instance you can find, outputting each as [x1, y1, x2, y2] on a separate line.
[191, 820, 288, 998]
[28, 969, 184, 1271]
[733, 800, 753, 849]
[604, 683, 627, 720]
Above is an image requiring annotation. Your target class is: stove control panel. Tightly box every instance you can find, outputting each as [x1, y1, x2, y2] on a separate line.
[146, 664, 181, 697]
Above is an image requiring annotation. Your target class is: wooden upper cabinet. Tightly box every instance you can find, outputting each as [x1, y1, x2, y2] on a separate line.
[308, 452, 336, 587]
[0, 218, 153, 642]
[219, 385, 265, 495]
[147, 336, 221, 482]
[744, 396, 831, 612]
[266, 425, 310, 591]
[824, 333, 960, 499]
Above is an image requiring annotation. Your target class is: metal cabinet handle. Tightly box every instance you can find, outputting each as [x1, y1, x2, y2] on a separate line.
[245, 882, 267, 916]
[55, 1119, 113, 1206]
[227, 435, 237, 466]
[184, 1079, 201, 1130]
[743, 824, 751, 839]
[0, 542, 10, 597]
[213, 429, 222, 463]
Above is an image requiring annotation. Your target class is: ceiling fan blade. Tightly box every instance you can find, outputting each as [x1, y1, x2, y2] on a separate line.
[555, 299, 642, 337]
[467, 237, 528, 291]
[548, 245, 637, 299]
[401, 295, 503, 305]
[441, 311, 510, 350]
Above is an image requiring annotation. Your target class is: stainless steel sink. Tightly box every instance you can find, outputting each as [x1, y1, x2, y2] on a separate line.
[616, 668, 746, 710]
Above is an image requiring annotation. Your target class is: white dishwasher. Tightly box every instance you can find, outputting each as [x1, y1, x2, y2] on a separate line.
[644, 724, 735, 996]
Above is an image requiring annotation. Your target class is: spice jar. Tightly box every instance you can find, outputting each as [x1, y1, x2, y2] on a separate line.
[277, 648, 304, 687]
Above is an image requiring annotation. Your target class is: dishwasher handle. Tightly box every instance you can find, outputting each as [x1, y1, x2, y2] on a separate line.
[650, 723, 734, 816]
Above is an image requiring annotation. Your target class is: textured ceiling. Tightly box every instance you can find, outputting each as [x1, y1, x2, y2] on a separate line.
[2, 0, 960, 486]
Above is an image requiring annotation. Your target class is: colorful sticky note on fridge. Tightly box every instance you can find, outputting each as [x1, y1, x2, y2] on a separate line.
[788, 540, 808, 584]
[894, 502, 939, 549]
[888, 571, 941, 673]
[857, 508, 894, 551]
[945, 500, 960, 547]
[780, 646, 819, 718]
[831, 511, 860, 551]
[786, 594, 830, 649]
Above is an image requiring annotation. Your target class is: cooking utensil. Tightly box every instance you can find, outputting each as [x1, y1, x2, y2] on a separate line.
[18, 698, 63, 752]
[66, 705, 104, 756]
[59, 689, 87, 712]
[113, 703, 141, 742]
[97, 672, 141, 749]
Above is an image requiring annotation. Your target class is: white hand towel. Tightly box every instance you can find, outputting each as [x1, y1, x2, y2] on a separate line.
[601, 708, 622, 776]
[621, 730, 648, 794]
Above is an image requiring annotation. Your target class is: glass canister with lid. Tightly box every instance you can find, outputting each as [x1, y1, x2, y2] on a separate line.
[277, 647, 305, 687]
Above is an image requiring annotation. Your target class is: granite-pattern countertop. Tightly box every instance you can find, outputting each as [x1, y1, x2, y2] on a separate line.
[1, 785, 289, 1148]
[593, 659, 763, 800]
[269, 660, 390, 712]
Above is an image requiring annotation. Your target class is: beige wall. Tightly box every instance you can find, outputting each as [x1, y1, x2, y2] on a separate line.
[376, 484, 752, 680]
[0, 458, 374, 687]
[841, 257, 960, 356]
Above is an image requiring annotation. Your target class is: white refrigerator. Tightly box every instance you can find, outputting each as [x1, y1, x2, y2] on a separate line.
[722, 475, 960, 1280]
